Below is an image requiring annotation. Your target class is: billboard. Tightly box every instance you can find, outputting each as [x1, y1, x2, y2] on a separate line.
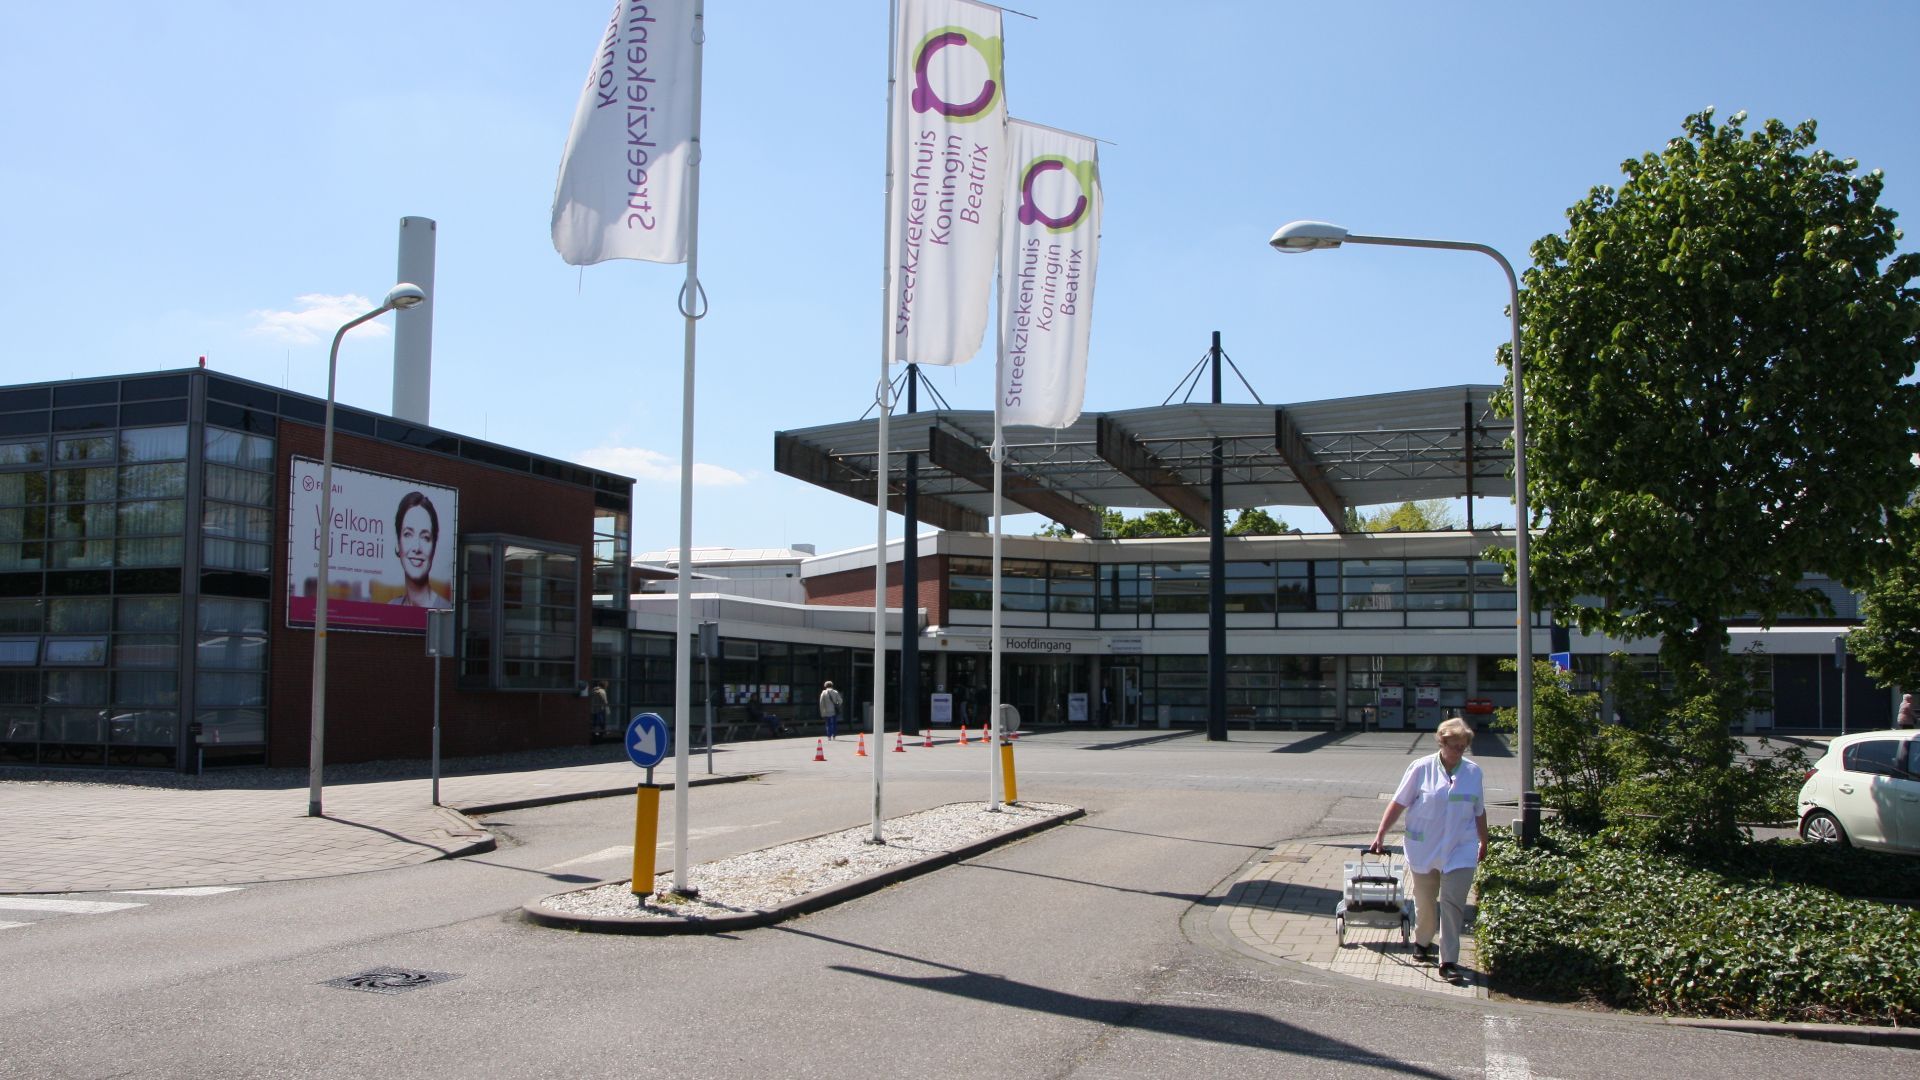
[287, 458, 459, 633]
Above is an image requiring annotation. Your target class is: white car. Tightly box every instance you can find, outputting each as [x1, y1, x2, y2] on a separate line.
[1797, 730, 1920, 853]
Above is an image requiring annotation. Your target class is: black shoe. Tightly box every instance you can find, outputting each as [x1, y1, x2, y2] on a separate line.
[1439, 962, 1465, 981]
[1412, 944, 1435, 963]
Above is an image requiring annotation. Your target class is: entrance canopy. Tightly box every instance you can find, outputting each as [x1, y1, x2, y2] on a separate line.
[774, 385, 1514, 535]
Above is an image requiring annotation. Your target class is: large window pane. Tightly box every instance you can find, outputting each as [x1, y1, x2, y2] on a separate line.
[204, 465, 272, 505]
[0, 473, 47, 506]
[49, 598, 111, 632]
[119, 426, 188, 462]
[204, 428, 273, 470]
[119, 464, 186, 500]
[196, 672, 264, 708]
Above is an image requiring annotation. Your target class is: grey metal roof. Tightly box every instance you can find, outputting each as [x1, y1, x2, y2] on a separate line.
[773, 384, 1514, 534]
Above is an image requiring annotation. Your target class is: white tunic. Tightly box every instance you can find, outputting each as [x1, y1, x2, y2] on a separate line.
[1391, 753, 1485, 874]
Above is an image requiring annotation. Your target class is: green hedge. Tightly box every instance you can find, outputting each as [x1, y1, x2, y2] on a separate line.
[1476, 830, 1920, 1025]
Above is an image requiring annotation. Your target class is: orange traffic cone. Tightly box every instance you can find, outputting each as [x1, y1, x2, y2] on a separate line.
[958, 725, 970, 746]
[893, 731, 907, 753]
[922, 727, 934, 749]
[813, 739, 826, 762]
[856, 732, 868, 757]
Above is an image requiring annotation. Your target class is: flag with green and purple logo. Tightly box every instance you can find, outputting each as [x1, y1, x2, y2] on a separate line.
[551, 0, 698, 266]
[887, 0, 1008, 366]
[997, 120, 1100, 428]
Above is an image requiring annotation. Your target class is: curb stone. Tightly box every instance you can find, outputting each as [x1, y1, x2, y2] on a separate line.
[458, 771, 759, 815]
[521, 805, 1086, 935]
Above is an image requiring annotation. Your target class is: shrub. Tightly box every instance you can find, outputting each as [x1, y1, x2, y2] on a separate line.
[1476, 828, 1920, 1024]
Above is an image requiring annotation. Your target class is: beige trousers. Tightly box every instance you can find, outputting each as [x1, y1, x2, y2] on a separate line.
[1410, 866, 1475, 964]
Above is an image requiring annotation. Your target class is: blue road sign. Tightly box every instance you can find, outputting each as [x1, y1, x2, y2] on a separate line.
[1549, 651, 1572, 672]
[625, 712, 669, 769]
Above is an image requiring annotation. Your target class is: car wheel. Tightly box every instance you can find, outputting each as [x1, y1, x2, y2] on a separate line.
[1800, 810, 1849, 846]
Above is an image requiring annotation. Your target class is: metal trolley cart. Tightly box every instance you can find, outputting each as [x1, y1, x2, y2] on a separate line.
[1334, 850, 1412, 947]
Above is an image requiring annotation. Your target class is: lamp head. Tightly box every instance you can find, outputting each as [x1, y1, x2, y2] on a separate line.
[1268, 220, 1350, 253]
[384, 283, 427, 310]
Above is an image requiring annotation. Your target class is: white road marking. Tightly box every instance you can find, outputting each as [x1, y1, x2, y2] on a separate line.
[117, 886, 243, 897]
[0, 921, 26, 930]
[1484, 1015, 1532, 1080]
[545, 846, 633, 870]
[0, 897, 145, 915]
[542, 822, 785, 871]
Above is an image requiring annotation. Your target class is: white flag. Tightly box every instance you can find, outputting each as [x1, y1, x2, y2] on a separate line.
[887, 0, 1008, 366]
[551, 0, 699, 266]
[998, 120, 1100, 428]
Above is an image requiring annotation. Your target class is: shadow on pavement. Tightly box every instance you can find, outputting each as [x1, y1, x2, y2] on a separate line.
[1084, 730, 1203, 751]
[1070, 823, 1268, 851]
[1267, 730, 1354, 754]
[965, 863, 1210, 904]
[779, 926, 1454, 1078]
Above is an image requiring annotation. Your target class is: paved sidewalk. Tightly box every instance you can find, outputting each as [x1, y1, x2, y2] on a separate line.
[0, 754, 748, 895]
[1211, 834, 1484, 1001]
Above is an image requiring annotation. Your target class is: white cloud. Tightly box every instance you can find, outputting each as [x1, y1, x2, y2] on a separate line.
[248, 293, 395, 345]
[576, 446, 748, 487]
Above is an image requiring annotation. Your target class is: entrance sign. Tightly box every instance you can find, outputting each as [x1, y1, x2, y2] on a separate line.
[930, 693, 953, 725]
[1549, 652, 1572, 672]
[1067, 693, 1089, 723]
[626, 712, 669, 769]
[288, 459, 458, 634]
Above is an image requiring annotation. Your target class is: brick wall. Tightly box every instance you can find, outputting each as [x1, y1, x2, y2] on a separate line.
[806, 555, 945, 624]
[268, 422, 598, 767]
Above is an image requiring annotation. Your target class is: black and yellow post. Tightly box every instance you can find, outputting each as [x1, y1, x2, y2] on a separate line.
[999, 738, 1018, 804]
[631, 779, 660, 898]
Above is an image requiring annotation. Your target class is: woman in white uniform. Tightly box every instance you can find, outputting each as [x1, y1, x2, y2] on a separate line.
[1368, 716, 1489, 980]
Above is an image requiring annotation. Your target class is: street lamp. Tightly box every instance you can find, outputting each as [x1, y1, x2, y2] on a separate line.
[308, 283, 427, 818]
[1268, 220, 1540, 845]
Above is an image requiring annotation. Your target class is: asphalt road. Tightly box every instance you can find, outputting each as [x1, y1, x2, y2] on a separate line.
[0, 731, 1905, 1078]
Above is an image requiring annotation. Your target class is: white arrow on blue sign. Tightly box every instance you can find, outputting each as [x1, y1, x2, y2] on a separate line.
[625, 713, 669, 769]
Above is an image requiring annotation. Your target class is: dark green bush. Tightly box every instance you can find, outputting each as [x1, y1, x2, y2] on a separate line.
[1477, 829, 1920, 1024]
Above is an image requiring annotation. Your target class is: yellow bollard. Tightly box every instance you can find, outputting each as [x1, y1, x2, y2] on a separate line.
[631, 783, 660, 897]
[999, 741, 1018, 804]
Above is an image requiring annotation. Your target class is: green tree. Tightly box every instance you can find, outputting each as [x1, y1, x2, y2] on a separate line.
[1036, 508, 1200, 539]
[1229, 507, 1290, 535]
[1504, 111, 1919, 852]
[1507, 109, 1920, 680]
[1357, 500, 1459, 532]
[1851, 504, 1920, 694]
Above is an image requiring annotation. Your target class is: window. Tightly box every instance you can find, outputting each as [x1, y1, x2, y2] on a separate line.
[202, 425, 275, 574]
[462, 536, 581, 691]
[1842, 739, 1903, 778]
[1343, 559, 1404, 611]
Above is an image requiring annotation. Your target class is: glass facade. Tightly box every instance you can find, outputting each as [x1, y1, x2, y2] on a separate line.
[951, 555, 1529, 629]
[0, 371, 633, 769]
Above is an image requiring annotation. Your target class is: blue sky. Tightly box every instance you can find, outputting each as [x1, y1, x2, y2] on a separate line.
[3, 2, 1915, 557]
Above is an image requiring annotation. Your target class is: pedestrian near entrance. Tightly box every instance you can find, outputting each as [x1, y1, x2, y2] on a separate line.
[1368, 716, 1489, 981]
[1898, 693, 1915, 729]
[819, 680, 843, 740]
[588, 680, 610, 738]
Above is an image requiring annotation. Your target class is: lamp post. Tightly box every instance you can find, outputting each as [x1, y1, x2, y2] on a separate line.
[308, 283, 427, 818]
[1268, 221, 1539, 845]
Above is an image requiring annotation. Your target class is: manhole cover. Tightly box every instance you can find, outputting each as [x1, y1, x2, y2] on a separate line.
[1265, 853, 1312, 864]
[323, 968, 463, 995]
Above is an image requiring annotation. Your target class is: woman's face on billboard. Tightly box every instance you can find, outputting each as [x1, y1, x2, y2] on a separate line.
[398, 504, 435, 584]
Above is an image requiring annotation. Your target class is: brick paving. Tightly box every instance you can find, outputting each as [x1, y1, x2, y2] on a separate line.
[1213, 834, 1485, 1001]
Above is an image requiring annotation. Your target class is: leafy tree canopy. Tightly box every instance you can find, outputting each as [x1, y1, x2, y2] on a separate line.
[1500, 109, 1920, 674]
[1036, 506, 1288, 539]
[1851, 504, 1920, 693]
[1348, 500, 1460, 533]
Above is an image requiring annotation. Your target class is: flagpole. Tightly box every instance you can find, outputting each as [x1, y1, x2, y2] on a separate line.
[988, 399, 1005, 811]
[670, 0, 708, 894]
[870, 0, 901, 845]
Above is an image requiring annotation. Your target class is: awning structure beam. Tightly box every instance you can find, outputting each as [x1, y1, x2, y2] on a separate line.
[774, 432, 986, 532]
[1094, 416, 1211, 524]
[1275, 407, 1348, 530]
[927, 426, 1103, 537]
